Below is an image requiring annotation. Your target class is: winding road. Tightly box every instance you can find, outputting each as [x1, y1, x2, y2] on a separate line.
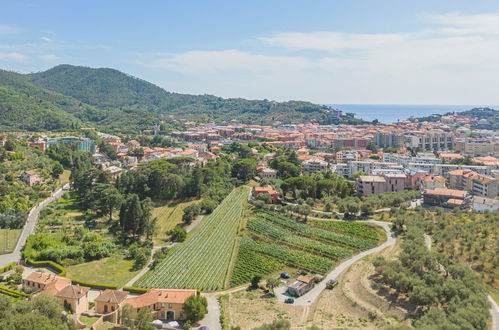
[274, 219, 396, 305]
[0, 184, 69, 267]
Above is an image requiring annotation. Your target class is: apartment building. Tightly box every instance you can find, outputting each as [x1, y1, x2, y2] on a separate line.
[449, 170, 498, 198]
[455, 139, 499, 157]
[423, 188, 471, 208]
[407, 131, 454, 151]
[356, 173, 406, 196]
[302, 158, 329, 175]
[374, 132, 404, 148]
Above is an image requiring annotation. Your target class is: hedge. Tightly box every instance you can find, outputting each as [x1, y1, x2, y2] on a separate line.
[0, 287, 30, 298]
[0, 262, 16, 274]
[123, 286, 149, 294]
[26, 259, 67, 276]
[25, 260, 118, 290]
[69, 278, 118, 290]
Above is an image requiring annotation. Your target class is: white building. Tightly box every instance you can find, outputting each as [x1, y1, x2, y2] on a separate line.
[472, 196, 499, 212]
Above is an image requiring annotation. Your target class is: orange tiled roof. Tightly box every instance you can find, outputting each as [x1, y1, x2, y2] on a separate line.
[123, 289, 196, 308]
[55, 284, 90, 299]
[425, 188, 468, 198]
[95, 289, 128, 304]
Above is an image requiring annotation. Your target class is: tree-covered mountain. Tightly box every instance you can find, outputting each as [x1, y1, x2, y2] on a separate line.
[0, 64, 365, 131]
[411, 107, 498, 130]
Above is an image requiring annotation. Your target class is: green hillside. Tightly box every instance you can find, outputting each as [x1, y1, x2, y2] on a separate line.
[0, 85, 79, 131]
[0, 64, 367, 131]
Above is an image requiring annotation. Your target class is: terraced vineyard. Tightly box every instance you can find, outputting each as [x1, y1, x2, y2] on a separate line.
[136, 186, 250, 290]
[230, 210, 382, 285]
[247, 218, 352, 259]
[230, 244, 284, 286]
[310, 220, 379, 240]
[255, 211, 377, 249]
[240, 236, 333, 273]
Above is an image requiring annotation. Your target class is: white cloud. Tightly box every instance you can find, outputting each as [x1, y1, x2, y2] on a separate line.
[0, 25, 21, 34]
[0, 52, 29, 61]
[142, 13, 499, 104]
[40, 54, 59, 62]
[40, 36, 55, 42]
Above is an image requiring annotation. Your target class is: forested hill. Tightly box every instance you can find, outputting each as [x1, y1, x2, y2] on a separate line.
[27, 64, 347, 124]
[0, 64, 366, 131]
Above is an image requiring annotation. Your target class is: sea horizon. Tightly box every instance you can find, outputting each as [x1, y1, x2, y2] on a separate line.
[326, 104, 498, 124]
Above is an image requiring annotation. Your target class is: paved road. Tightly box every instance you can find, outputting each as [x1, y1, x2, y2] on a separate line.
[199, 294, 222, 330]
[0, 184, 69, 267]
[424, 235, 498, 330]
[274, 219, 396, 306]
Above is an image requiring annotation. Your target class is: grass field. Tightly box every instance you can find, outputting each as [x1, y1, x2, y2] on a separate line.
[152, 200, 199, 245]
[79, 315, 100, 327]
[136, 186, 250, 291]
[0, 229, 21, 255]
[66, 255, 140, 287]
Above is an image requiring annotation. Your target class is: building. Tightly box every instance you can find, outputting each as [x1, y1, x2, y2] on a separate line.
[258, 168, 277, 180]
[253, 187, 279, 203]
[472, 197, 499, 213]
[94, 289, 129, 323]
[419, 174, 446, 191]
[383, 173, 406, 192]
[46, 137, 95, 153]
[375, 132, 404, 148]
[449, 170, 498, 198]
[55, 284, 90, 314]
[357, 176, 387, 196]
[286, 275, 315, 297]
[20, 170, 42, 186]
[423, 188, 471, 208]
[22, 272, 71, 295]
[455, 139, 499, 157]
[302, 158, 329, 175]
[123, 289, 196, 321]
[407, 131, 454, 151]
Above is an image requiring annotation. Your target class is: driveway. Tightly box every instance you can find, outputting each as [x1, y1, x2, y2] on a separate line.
[274, 219, 396, 306]
[198, 294, 222, 330]
[0, 184, 69, 267]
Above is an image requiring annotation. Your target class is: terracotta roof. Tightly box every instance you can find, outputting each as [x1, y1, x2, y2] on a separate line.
[123, 289, 196, 308]
[24, 272, 72, 295]
[95, 289, 128, 304]
[55, 284, 90, 299]
[254, 187, 278, 194]
[447, 199, 465, 205]
[425, 188, 468, 198]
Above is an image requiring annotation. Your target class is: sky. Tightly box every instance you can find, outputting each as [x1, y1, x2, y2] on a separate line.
[1, 0, 499, 105]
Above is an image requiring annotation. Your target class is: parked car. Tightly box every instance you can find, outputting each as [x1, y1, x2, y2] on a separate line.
[198, 327, 209, 330]
[326, 279, 338, 289]
[284, 298, 295, 304]
[280, 272, 291, 279]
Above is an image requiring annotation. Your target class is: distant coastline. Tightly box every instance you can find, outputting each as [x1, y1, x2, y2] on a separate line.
[326, 104, 498, 124]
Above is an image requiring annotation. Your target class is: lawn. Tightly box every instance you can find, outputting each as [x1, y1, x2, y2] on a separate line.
[58, 169, 71, 185]
[152, 200, 199, 244]
[0, 229, 21, 255]
[66, 255, 140, 287]
[79, 315, 100, 327]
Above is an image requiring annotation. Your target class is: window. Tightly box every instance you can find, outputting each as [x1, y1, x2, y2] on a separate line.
[161, 303, 165, 308]
[168, 304, 172, 309]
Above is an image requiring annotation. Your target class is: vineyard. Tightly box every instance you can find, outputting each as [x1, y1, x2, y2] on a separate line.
[247, 218, 352, 259]
[310, 220, 379, 240]
[255, 211, 377, 250]
[230, 244, 284, 286]
[239, 236, 333, 273]
[230, 210, 382, 285]
[135, 186, 250, 291]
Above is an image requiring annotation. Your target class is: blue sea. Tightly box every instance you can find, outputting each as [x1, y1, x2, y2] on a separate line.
[326, 104, 497, 124]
